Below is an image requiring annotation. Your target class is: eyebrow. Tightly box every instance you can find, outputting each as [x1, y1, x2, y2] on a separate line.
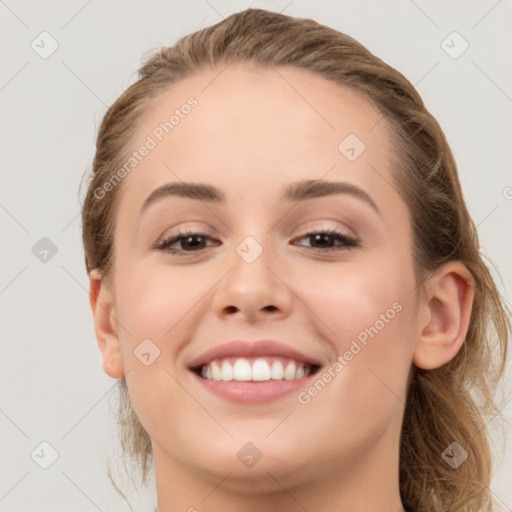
[140, 179, 380, 216]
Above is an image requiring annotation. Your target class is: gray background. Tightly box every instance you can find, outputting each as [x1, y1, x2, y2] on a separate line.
[1, 0, 511, 511]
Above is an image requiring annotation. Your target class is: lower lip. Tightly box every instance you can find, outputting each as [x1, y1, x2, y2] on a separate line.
[190, 371, 316, 403]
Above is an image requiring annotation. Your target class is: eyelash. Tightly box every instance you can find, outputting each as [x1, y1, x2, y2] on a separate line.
[155, 228, 359, 255]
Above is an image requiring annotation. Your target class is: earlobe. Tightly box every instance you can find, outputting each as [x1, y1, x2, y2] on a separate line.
[413, 262, 475, 370]
[89, 269, 125, 379]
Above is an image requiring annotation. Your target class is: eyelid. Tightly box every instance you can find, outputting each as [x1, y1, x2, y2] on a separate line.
[152, 223, 215, 248]
[291, 228, 360, 251]
[154, 225, 361, 256]
[285, 217, 359, 243]
[293, 227, 359, 242]
[154, 220, 357, 243]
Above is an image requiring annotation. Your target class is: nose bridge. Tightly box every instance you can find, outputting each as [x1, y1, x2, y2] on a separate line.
[212, 231, 292, 319]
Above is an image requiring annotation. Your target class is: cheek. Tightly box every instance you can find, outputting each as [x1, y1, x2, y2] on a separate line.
[112, 265, 202, 440]
[114, 260, 199, 347]
[297, 253, 410, 341]
[297, 255, 415, 411]
[294, 293, 414, 464]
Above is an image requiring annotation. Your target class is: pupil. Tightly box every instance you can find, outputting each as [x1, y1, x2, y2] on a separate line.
[313, 233, 332, 246]
[184, 235, 204, 249]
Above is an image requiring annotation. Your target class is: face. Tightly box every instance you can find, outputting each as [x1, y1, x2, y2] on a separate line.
[105, 63, 420, 488]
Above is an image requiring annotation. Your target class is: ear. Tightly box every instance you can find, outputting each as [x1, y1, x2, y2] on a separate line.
[89, 269, 125, 378]
[413, 261, 474, 370]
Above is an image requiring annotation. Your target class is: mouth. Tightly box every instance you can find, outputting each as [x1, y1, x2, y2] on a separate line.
[191, 356, 322, 382]
[187, 340, 324, 403]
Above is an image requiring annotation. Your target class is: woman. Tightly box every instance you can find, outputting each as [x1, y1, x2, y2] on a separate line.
[81, 8, 509, 512]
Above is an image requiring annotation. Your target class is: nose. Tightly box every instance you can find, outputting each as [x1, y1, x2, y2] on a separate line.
[212, 238, 294, 323]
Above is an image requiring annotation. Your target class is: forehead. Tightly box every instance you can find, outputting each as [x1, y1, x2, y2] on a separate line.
[118, 63, 398, 213]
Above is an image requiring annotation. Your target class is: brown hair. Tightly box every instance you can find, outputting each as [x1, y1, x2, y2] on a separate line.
[81, 8, 510, 511]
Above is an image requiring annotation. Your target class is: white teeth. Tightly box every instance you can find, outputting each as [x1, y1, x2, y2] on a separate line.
[200, 358, 311, 382]
[284, 361, 296, 380]
[221, 360, 234, 381]
[271, 360, 284, 380]
[211, 361, 222, 381]
[233, 358, 252, 381]
[252, 359, 271, 381]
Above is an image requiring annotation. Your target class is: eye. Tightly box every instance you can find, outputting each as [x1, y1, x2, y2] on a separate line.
[292, 229, 359, 252]
[155, 229, 218, 254]
[155, 228, 359, 255]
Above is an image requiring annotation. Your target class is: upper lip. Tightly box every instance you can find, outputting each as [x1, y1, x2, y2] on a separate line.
[187, 340, 324, 369]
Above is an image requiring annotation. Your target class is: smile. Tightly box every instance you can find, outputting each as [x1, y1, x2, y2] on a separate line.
[187, 339, 324, 403]
[197, 357, 319, 382]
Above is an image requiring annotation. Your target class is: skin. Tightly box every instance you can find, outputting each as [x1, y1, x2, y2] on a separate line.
[89, 63, 474, 512]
